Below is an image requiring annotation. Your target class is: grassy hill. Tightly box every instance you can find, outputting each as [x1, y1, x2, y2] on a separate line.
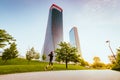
[0, 58, 85, 74]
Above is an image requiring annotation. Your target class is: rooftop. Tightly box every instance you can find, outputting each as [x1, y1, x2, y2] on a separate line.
[50, 4, 63, 12]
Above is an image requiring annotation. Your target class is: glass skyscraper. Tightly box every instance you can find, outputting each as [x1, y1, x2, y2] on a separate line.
[42, 4, 63, 61]
[69, 27, 82, 56]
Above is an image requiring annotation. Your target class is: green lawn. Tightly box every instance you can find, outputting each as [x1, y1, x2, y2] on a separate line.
[0, 58, 85, 74]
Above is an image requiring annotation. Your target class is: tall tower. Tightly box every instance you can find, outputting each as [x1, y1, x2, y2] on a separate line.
[69, 27, 82, 56]
[42, 4, 63, 61]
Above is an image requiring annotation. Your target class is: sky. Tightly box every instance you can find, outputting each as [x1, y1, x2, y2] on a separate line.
[0, 0, 120, 63]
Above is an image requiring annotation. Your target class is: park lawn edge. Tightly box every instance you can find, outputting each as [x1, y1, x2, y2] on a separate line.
[0, 64, 86, 75]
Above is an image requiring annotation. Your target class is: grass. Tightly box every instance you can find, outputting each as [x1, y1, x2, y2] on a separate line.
[0, 58, 85, 74]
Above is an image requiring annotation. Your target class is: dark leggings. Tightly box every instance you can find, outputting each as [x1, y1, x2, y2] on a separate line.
[49, 58, 53, 65]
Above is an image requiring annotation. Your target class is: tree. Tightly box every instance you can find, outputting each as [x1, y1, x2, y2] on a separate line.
[116, 48, 120, 65]
[26, 47, 40, 62]
[26, 50, 34, 62]
[106, 63, 112, 69]
[108, 55, 116, 64]
[92, 56, 105, 68]
[80, 59, 89, 66]
[34, 52, 40, 59]
[0, 29, 15, 48]
[112, 47, 120, 70]
[55, 54, 62, 63]
[42, 54, 46, 61]
[93, 56, 100, 63]
[2, 42, 18, 63]
[55, 42, 81, 69]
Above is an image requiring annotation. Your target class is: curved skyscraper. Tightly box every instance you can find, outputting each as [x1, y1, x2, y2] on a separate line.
[42, 4, 63, 61]
[69, 27, 82, 56]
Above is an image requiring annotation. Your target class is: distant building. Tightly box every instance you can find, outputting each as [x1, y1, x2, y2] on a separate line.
[42, 4, 63, 61]
[69, 27, 82, 56]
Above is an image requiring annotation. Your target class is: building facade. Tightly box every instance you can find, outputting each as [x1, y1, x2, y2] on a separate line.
[42, 4, 63, 61]
[69, 27, 82, 56]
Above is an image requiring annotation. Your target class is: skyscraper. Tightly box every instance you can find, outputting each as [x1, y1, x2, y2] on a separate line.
[69, 27, 82, 56]
[42, 4, 63, 61]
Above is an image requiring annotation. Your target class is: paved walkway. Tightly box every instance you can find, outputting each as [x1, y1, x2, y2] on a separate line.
[0, 70, 120, 80]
